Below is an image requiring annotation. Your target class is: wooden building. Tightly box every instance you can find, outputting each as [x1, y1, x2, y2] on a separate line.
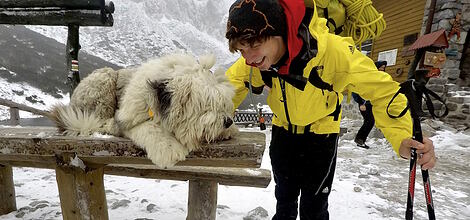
[369, 0, 427, 82]
[367, 0, 470, 124]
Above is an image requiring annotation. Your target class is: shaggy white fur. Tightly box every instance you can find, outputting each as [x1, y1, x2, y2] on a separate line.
[50, 53, 238, 168]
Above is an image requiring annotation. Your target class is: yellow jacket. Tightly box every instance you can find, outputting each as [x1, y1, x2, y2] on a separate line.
[225, 5, 412, 154]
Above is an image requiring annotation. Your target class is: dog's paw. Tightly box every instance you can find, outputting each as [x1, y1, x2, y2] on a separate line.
[145, 142, 189, 168]
[218, 124, 239, 140]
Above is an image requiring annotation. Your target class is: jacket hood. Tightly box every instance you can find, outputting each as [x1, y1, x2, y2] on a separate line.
[278, 0, 306, 75]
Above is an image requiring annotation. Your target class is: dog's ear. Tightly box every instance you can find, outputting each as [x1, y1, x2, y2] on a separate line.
[198, 54, 216, 70]
[147, 80, 172, 119]
[213, 68, 228, 83]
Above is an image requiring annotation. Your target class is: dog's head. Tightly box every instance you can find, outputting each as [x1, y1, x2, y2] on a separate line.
[147, 54, 236, 149]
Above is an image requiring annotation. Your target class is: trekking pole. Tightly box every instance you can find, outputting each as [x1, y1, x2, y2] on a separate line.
[406, 145, 418, 220]
[398, 80, 425, 220]
[386, 75, 447, 220]
[400, 80, 435, 220]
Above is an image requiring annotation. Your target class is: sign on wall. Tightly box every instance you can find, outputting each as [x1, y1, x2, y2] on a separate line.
[424, 51, 446, 68]
[378, 49, 398, 66]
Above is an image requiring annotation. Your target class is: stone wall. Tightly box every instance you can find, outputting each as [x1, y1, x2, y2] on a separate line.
[420, 0, 470, 127]
[461, 43, 470, 86]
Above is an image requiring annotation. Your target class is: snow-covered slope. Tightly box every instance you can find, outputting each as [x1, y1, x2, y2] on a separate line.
[26, 0, 238, 67]
[0, 71, 69, 121]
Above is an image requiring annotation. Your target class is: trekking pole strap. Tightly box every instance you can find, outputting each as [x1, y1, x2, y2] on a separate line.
[386, 79, 448, 119]
[422, 86, 449, 118]
[386, 87, 409, 119]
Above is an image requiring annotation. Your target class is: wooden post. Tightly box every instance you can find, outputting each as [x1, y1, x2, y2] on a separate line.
[55, 164, 108, 220]
[9, 107, 20, 126]
[187, 180, 218, 220]
[0, 165, 16, 215]
[407, 0, 437, 79]
[66, 24, 81, 96]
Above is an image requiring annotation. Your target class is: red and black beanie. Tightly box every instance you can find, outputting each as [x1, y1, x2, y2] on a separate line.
[226, 0, 286, 40]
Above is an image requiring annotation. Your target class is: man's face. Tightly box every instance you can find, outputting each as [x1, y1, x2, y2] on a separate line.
[378, 65, 386, 71]
[234, 36, 286, 71]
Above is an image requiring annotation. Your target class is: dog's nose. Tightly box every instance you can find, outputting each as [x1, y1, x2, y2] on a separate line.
[223, 117, 233, 128]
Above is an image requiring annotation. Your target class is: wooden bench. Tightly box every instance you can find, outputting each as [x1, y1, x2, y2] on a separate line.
[0, 126, 270, 220]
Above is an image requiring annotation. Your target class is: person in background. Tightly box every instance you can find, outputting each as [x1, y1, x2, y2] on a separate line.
[352, 60, 387, 149]
[224, 0, 436, 219]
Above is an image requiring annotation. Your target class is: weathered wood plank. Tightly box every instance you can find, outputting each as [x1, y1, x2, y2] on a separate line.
[0, 9, 113, 26]
[0, 155, 261, 168]
[56, 165, 108, 220]
[1, 160, 56, 169]
[0, 127, 266, 168]
[0, 0, 107, 10]
[187, 180, 217, 220]
[0, 98, 49, 117]
[0, 165, 16, 215]
[104, 165, 271, 188]
[0, 161, 272, 187]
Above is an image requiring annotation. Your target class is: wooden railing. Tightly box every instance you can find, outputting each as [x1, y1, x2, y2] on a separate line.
[234, 110, 274, 126]
[0, 98, 49, 126]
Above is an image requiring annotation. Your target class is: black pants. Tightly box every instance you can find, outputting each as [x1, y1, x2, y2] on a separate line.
[270, 126, 338, 220]
[355, 102, 375, 143]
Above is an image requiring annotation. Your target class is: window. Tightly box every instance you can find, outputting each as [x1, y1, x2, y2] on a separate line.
[359, 39, 373, 56]
[404, 33, 418, 46]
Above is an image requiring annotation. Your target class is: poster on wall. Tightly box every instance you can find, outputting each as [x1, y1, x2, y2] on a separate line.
[378, 49, 398, 66]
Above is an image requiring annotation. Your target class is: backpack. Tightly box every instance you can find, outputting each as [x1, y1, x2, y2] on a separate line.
[305, 0, 346, 35]
[304, 0, 386, 45]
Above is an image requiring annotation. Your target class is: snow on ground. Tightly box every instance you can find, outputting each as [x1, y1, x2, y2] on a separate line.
[1, 124, 469, 220]
[0, 75, 69, 121]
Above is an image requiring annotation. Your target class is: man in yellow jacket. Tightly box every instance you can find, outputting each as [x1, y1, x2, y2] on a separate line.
[225, 0, 437, 219]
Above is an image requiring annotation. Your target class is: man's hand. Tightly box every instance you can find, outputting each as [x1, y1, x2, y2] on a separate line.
[359, 104, 366, 111]
[399, 137, 436, 170]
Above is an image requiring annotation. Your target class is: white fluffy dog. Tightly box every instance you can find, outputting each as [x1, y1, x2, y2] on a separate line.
[49, 53, 238, 168]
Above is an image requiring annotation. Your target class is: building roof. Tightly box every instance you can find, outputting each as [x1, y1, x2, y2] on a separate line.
[408, 29, 449, 51]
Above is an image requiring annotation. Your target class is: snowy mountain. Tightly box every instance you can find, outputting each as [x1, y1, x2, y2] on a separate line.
[26, 0, 238, 67]
[0, 25, 121, 96]
[0, 25, 119, 121]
